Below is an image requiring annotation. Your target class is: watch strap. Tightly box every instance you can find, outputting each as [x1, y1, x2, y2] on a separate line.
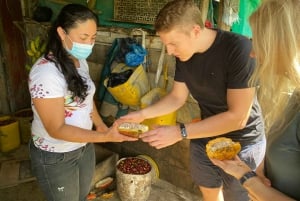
[239, 171, 257, 185]
[179, 123, 187, 139]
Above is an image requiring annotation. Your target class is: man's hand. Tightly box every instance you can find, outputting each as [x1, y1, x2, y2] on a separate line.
[117, 110, 145, 124]
[139, 125, 182, 149]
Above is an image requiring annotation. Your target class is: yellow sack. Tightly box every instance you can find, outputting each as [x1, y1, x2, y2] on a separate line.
[141, 88, 177, 129]
[141, 45, 176, 128]
[104, 63, 150, 107]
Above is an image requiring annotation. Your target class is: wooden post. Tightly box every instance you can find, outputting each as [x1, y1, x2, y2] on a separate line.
[0, 0, 30, 113]
[199, 0, 210, 23]
[217, 0, 231, 31]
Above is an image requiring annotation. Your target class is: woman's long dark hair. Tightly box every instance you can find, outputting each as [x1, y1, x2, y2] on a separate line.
[44, 4, 98, 102]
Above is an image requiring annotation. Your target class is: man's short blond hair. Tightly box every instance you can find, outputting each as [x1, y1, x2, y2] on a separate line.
[154, 0, 204, 33]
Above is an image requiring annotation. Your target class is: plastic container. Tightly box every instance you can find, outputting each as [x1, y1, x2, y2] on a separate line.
[14, 108, 33, 144]
[0, 116, 20, 152]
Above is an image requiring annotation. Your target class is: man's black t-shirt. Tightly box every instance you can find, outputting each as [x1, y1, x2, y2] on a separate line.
[174, 29, 264, 145]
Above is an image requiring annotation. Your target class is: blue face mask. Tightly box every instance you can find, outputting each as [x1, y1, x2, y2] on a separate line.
[65, 35, 94, 60]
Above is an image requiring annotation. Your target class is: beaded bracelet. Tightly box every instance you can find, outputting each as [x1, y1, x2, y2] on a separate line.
[239, 171, 257, 185]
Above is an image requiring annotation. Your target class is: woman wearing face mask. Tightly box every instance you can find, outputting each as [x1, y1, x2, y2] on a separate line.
[28, 4, 137, 201]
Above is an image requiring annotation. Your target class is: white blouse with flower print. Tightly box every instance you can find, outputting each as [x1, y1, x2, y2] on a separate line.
[28, 57, 95, 152]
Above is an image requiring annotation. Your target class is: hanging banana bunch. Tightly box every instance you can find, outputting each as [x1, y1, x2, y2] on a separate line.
[26, 36, 47, 72]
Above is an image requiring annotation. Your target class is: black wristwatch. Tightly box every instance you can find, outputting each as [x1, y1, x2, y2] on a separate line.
[239, 171, 257, 185]
[179, 123, 187, 139]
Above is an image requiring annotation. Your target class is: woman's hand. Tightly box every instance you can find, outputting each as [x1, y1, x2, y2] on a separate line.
[210, 156, 252, 180]
[100, 122, 138, 142]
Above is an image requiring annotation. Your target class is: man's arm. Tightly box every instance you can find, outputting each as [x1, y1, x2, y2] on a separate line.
[141, 81, 189, 118]
[138, 87, 256, 149]
[184, 87, 255, 139]
[119, 81, 189, 123]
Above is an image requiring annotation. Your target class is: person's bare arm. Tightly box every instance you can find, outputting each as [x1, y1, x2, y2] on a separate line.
[255, 159, 272, 187]
[92, 101, 108, 132]
[184, 87, 255, 139]
[33, 97, 137, 143]
[136, 87, 256, 149]
[243, 177, 296, 201]
[119, 81, 189, 123]
[211, 157, 296, 201]
[141, 81, 189, 118]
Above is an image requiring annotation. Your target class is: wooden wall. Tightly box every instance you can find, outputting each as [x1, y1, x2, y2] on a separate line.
[0, 0, 29, 115]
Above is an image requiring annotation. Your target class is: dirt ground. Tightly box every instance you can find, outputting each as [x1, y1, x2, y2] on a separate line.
[0, 181, 45, 201]
[0, 179, 202, 201]
[0, 144, 46, 201]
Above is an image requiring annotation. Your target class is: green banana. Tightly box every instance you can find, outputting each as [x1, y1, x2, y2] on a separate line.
[35, 50, 41, 58]
[34, 36, 40, 49]
[26, 49, 34, 57]
[26, 36, 47, 71]
[30, 40, 37, 53]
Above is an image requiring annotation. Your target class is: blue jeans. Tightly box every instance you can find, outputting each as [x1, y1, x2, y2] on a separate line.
[29, 140, 95, 201]
[190, 136, 266, 201]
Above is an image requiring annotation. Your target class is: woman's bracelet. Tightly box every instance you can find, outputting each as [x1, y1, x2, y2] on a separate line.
[239, 171, 257, 185]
